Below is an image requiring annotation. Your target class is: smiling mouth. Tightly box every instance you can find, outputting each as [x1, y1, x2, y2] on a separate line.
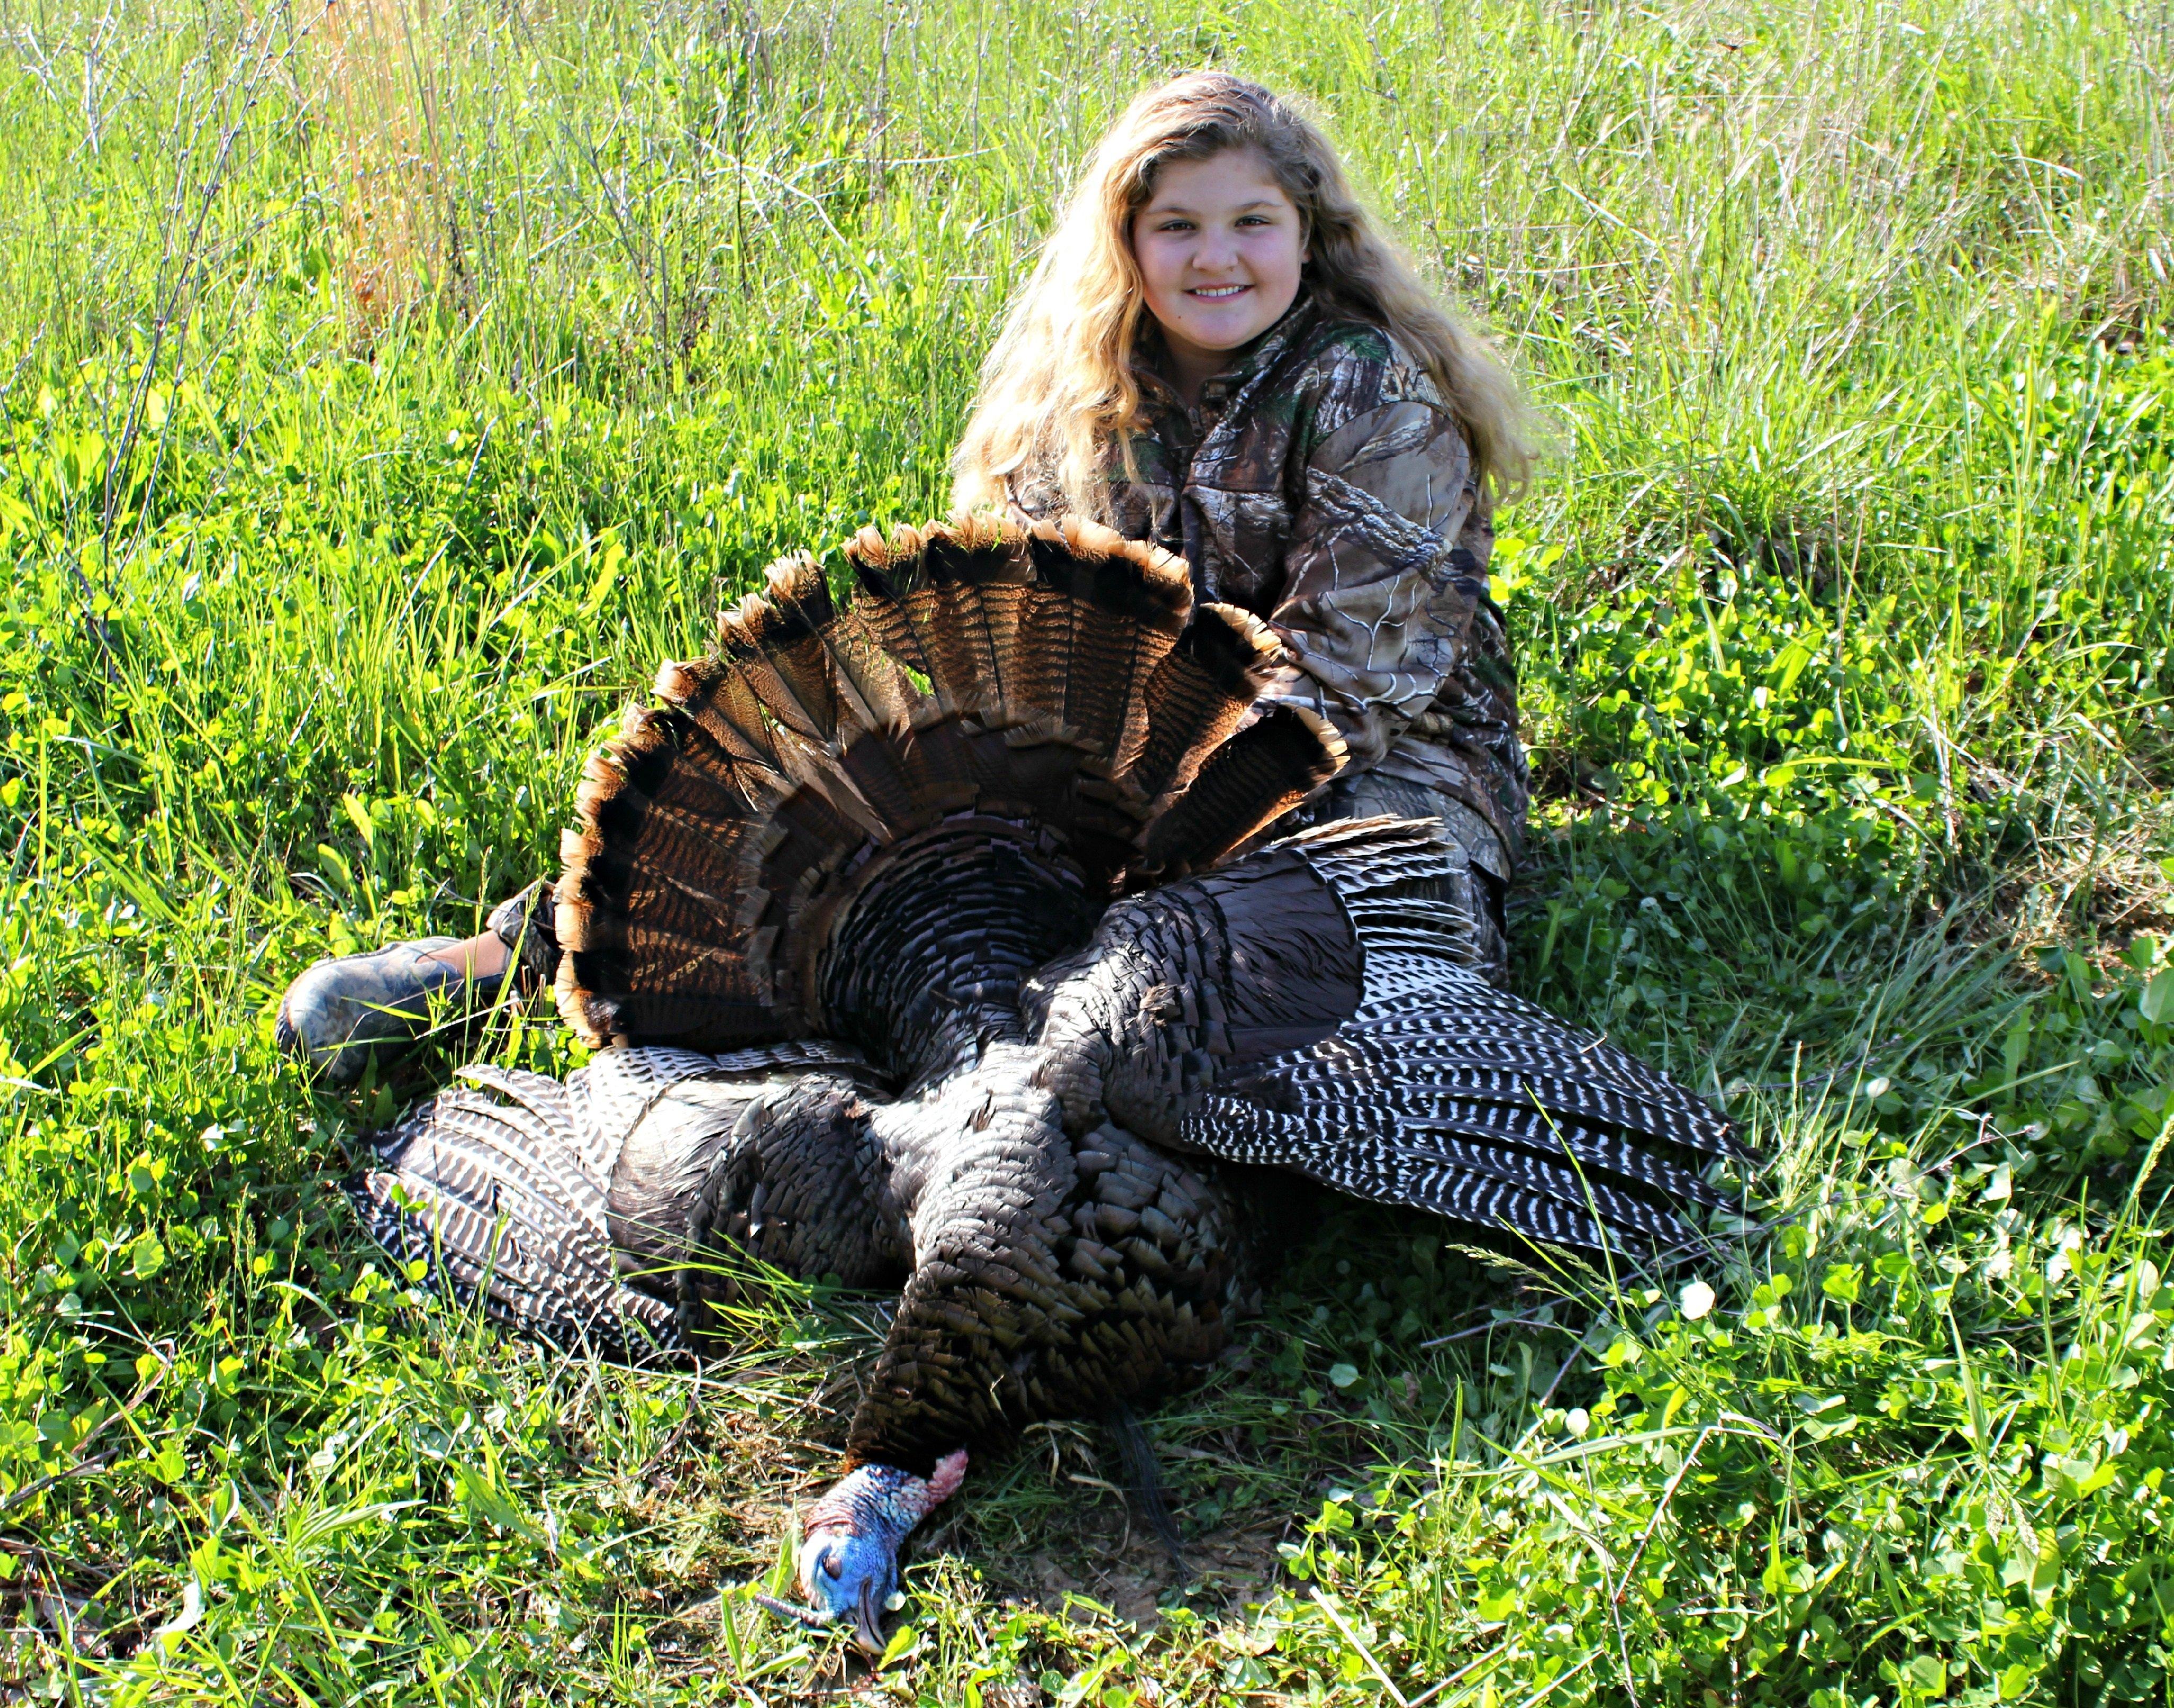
[1188, 283, 1251, 299]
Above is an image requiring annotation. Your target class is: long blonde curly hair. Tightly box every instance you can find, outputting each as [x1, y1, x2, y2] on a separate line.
[952, 72, 1535, 520]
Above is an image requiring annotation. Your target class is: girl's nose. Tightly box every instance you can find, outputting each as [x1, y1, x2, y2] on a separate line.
[1191, 229, 1242, 274]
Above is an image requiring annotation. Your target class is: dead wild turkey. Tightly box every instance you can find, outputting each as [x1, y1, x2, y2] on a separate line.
[349, 515, 1741, 1648]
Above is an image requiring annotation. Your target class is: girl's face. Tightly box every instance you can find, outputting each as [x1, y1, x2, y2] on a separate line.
[1131, 148, 1307, 388]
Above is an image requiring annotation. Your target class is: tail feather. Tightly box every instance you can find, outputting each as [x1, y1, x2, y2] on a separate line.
[555, 517, 1335, 1058]
[1140, 703, 1345, 875]
[956, 581, 1033, 721]
[653, 656, 781, 771]
[957, 723, 1097, 824]
[766, 727, 903, 847]
[1130, 605, 1286, 802]
[832, 717, 976, 831]
[565, 921, 778, 997]
[565, 714, 773, 894]
[847, 518, 1024, 719]
[719, 557, 841, 743]
[1020, 520, 1191, 764]
[910, 583, 986, 717]
[804, 601, 920, 739]
[556, 830, 761, 965]
[844, 524, 941, 686]
[920, 515, 1023, 586]
[604, 735, 773, 865]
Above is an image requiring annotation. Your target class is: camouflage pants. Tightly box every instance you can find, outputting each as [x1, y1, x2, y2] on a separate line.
[487, 880, 563, 986]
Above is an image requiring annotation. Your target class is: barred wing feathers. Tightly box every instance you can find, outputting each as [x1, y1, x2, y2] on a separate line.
[1172, 819, 1746, 1257]
[348, 1061, 680, 1355]
[347, 1042, 873, 1353]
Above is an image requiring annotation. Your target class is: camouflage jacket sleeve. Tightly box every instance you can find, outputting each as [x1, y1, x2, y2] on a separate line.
[1254, 400, 1481, 775]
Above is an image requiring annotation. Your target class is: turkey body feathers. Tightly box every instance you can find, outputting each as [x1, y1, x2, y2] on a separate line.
[353, 514, 1744, 1481]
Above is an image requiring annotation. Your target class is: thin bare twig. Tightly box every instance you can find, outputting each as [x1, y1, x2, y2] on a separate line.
[1611, 1422, 1718, 1606]
[1418, 1313, 1567, 1349]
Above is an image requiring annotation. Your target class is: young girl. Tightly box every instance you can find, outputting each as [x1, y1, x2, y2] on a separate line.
[279, 70, 1536, 1081]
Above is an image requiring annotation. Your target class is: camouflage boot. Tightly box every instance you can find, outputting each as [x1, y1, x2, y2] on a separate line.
[274, 881, 560, 1084]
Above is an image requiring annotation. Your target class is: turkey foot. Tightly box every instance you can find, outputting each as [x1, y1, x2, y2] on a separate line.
[1105, 1402, 1188, 1580]
[768, 1450, 969, 1653]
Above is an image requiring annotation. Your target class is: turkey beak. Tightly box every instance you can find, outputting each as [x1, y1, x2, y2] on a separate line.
[852, 1581, 886, 1657]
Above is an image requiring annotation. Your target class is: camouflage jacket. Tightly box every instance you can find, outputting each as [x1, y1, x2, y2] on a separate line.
[1009, 295, 1528, 876]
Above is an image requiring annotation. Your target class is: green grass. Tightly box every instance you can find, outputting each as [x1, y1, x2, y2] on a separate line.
[3, 0, 2172, 1700]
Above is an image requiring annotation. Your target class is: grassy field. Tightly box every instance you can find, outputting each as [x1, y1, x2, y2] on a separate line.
[3, 0, 2172, 1700]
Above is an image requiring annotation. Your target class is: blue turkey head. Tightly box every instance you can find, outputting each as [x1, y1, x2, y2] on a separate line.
[791, 1451, 969, 1654]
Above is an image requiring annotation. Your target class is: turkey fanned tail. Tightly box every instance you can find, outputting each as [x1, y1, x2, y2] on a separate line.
[1174, 818, 1745, 1259]
[552, 515, 1335, 1061]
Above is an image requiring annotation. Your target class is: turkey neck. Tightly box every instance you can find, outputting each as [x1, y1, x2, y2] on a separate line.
[815, 822, 1102, 1091]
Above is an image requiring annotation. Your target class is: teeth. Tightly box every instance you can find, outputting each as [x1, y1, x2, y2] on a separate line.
[1191, 285, 1248, 298]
